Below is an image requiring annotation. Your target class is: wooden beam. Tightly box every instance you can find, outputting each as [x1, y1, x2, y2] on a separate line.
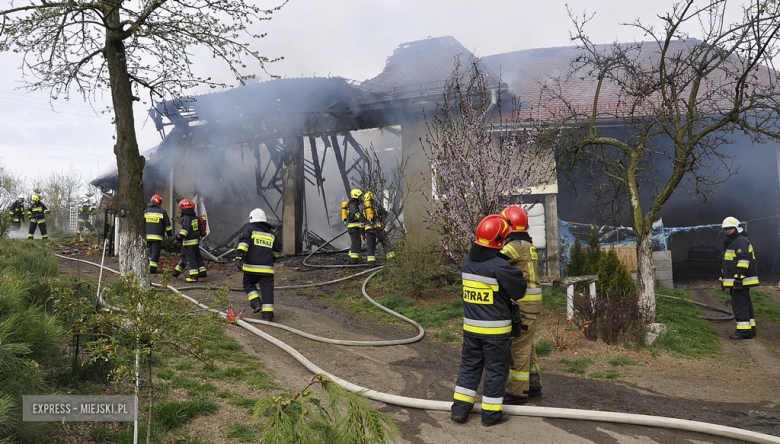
[282, 136, 304, 254]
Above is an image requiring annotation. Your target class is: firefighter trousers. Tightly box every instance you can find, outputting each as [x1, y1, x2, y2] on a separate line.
[507, 298, 543, 397]
[28, 219, 47, 239]
[175, 245, 201, 279]
[148, 241, 161, 271]
[348, 226, 362, 263]
[243, 273, 274, 320]
[12, 218, 22, 231]
[731, 287, 755, 337]
[194, 247, 207, 277]
[452, 335, 511, 424]
[365, 227, 394, 264]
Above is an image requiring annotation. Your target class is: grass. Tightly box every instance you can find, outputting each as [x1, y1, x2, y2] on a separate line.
[609, 356, 639, 366]
[534, 340, 553, 357]
[560, 357, 594, 375]
[155, 399, 218, 430]
[225, 422, 259, 442]
[589, 370, 623, 379]
[654, 289, 721, 357]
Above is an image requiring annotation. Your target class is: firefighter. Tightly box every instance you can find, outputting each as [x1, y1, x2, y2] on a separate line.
[172, 199, 204, 282]
[27, 195, 50, 240]
[720, 216, 759, 340]
[498, 205, 544, 403]
[8, 195, 25, 231]
[363, 191, 395, 267]
[76, 197, 96, 235]
[451, 215, 527, 427]
[235, 208, 281, 320]
[144, 194, 173, 274]
[343, 188, 364, 265]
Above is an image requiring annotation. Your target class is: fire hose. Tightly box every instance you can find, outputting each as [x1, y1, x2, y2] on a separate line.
[54, 253, 780, 444]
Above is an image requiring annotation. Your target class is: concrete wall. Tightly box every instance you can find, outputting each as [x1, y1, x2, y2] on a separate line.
[401, 114, 436, 243]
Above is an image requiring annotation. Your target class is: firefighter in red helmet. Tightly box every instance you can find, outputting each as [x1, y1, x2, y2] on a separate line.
[499, 205, 544, 403]
[144, 194, 173, 274]
[451, 215, 527, 427]
[172, 199, 206, 282]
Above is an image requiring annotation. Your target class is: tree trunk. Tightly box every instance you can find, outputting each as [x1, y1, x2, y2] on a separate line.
[103, 3, 149, 286]
[146, 347, 153, 444]
[635, 230, 656, 321]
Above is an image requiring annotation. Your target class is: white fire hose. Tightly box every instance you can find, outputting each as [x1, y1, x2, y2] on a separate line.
[54, 253, 780, 444]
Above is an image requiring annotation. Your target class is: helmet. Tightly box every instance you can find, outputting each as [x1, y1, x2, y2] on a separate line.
[350, 188, 363, 199]
[500, 205, 528, 233]
[151, 194, 163, 205]
[363, 191, 375, 201]
[178, 199, 195, 210]
[249, 208, 267, 223]
[722, 216, 743, 233]
[31, 195, 39, 202]
[17, 194, 24, 200]
[475, 214, 510, 249]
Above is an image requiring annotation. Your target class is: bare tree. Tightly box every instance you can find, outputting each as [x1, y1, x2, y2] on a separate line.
[422, 56, 554, 261]
[0, 0, 286, 282]
[29, 167, 86, 233]
[545, 0, 780, 319]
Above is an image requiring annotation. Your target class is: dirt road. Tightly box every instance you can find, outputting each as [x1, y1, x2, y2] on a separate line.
[56, 251, 780, 443]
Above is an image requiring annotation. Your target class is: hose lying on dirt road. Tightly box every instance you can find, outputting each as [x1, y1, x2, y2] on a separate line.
[54, 253, 780, 444]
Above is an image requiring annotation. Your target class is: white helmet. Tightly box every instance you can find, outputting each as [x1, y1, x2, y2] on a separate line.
[722, 216, 743, 233]
[17, 194, 24, 200]
[249, 208, 267, 223]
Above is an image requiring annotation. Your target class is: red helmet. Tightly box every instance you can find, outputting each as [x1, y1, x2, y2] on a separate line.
[179, 199, 195, 210]
[151, 194, 163, 205]
[474, 215, 510, 249]
[500, 205, 528, 233]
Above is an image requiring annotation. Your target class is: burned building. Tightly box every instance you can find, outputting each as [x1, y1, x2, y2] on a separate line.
[93, 35, 780, 278]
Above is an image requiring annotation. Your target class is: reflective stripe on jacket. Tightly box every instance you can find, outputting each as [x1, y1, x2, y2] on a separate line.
[236, 222, 282, 275]
[721, 233, 759, 287]
[461, 254, 527, 338]
[144, 204, 173, 241]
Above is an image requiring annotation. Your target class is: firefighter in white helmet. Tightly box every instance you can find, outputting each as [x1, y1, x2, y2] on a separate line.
[236, 209, 281, 320]
[720, 216, 759, 339]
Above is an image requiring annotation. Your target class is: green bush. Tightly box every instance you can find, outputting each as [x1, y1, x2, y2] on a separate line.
[381, 239, 456, 298]
[0, 239, 66, 442]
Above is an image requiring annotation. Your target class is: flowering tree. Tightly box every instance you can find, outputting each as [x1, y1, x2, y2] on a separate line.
[421, 56, 554, 261]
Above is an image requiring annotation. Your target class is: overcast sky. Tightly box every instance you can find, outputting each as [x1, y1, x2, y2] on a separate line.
[0, 0, 741, 186]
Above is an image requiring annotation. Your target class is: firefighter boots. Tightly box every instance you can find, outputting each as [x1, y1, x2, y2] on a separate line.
[482, 412, 509, 427]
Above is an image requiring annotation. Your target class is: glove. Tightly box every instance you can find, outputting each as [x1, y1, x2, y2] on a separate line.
[172, 236, 182, 249]
[235, 259, 244, 272]
[733, 277, 743, 291]
[510, 304, 527, 339]
[719, 282, 725, 291]
[342, 220, 347, 226]
[362, 234, 366, 242]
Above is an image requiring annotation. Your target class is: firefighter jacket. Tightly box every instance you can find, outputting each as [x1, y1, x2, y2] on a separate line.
[9, 201, 25, 222]
[499, 232, 542, 301]
[177, 209, 200, 246]
[236, 222, 282, 275]
[721, 231, 759, 288]
[27, 201, 49, 222]
[344, 198, 362, 228]
[144, 203, 173, 241]
[78, 204, 96, 222]
[461, 244, 527, 339]
[363, 196, 388, 230]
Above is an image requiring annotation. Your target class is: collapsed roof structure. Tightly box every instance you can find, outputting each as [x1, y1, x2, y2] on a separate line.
[92, 36, 780, 275]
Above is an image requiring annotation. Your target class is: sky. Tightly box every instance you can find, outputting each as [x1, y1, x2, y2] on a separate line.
[0, 0, 741, 185]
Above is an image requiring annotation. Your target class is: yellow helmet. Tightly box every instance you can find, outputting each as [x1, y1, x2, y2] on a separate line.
[31, 195, 40, 202]
[363, 191, 375, 201]
[350, 188, 363, 199]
